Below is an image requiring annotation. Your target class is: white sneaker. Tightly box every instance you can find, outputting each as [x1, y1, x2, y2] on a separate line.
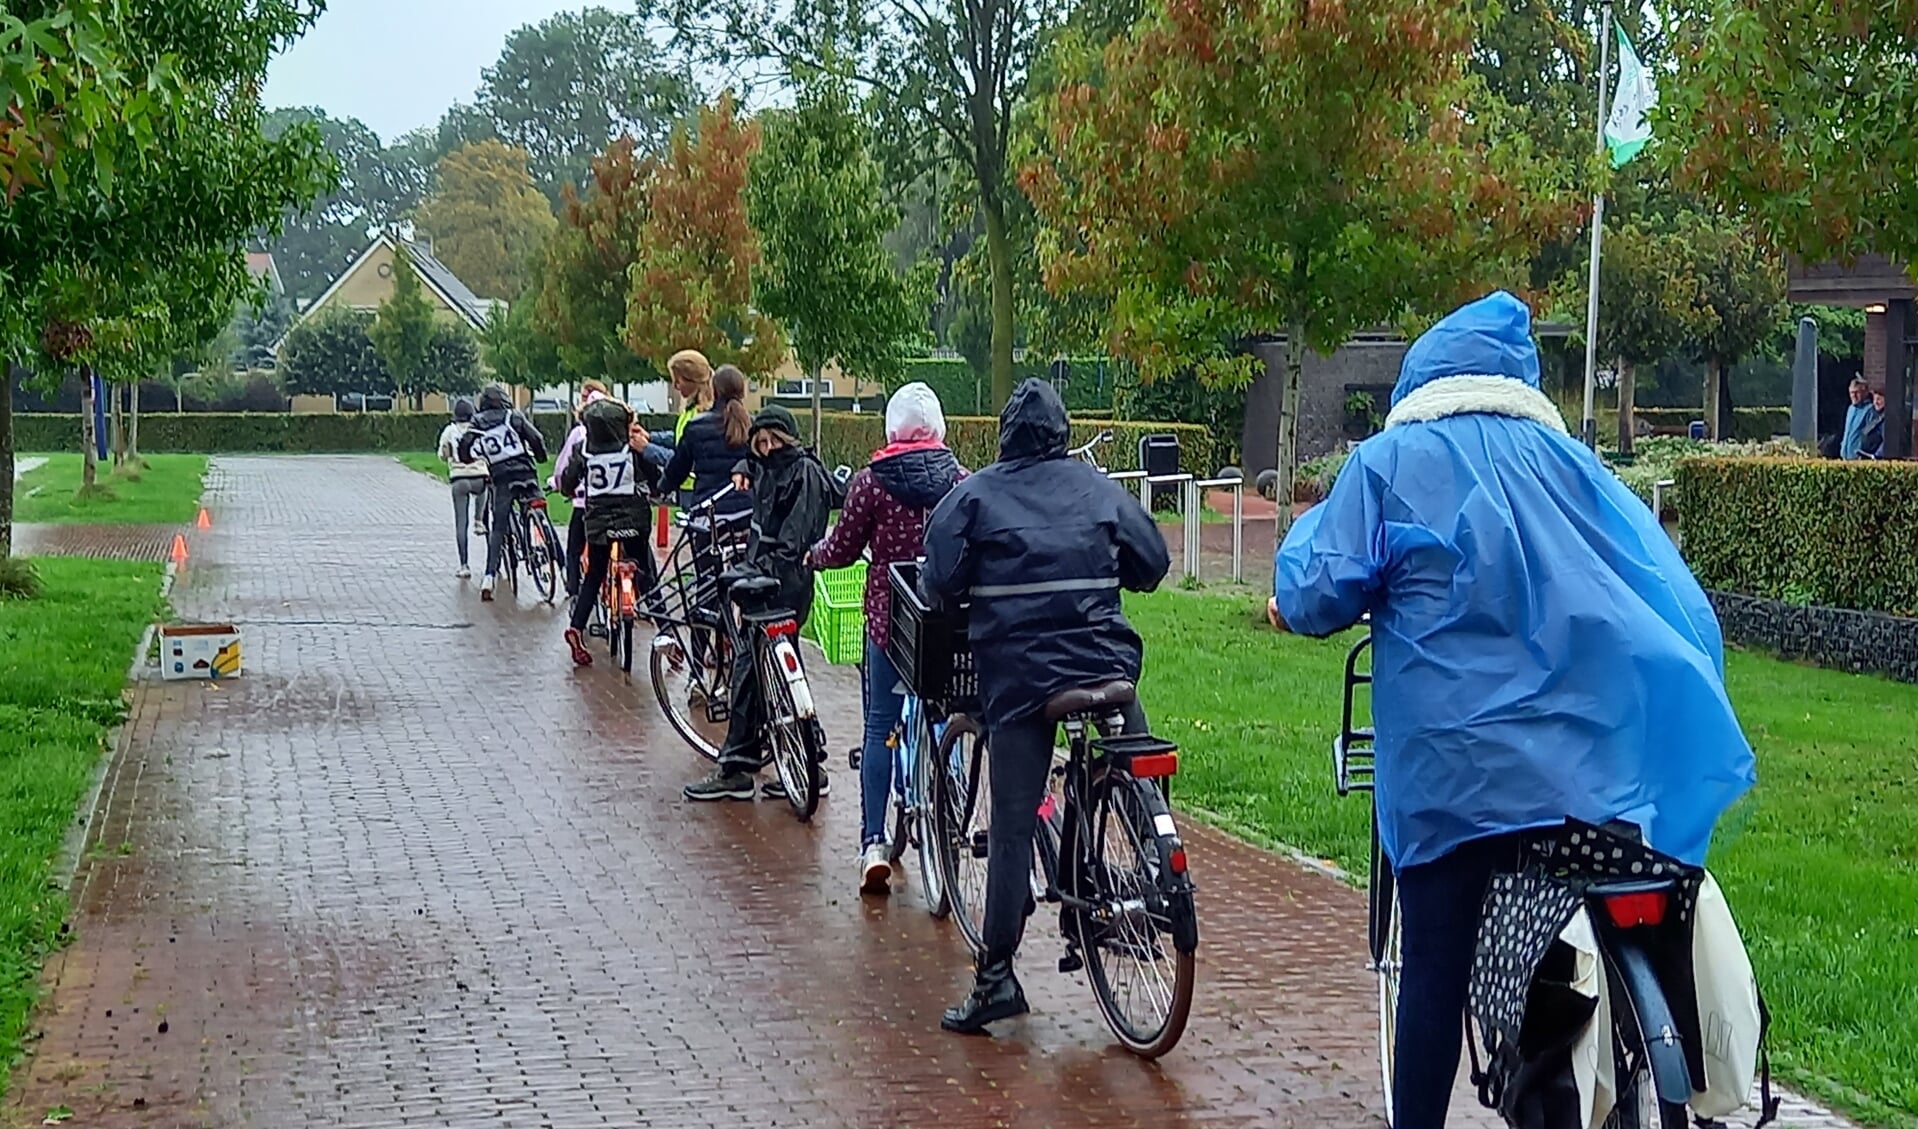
[480, 575, 496, 602]
[472, 521, 488, 536]
[859, 842, 892, 896]
[455, 566, 471, 579]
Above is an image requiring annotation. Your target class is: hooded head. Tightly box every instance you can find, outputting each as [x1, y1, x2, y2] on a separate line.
[998, 378, 1070, 462]
[453, 398, 474, 423]
[580, 396, 633, 447]
[750, 403, 802, 452]
[885, 382, 947, 444]
[478, 383, 512, 412]
[1391, 291, 1541, 408]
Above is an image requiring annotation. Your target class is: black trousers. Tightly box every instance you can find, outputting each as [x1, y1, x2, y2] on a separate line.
[716, 583, 813, 777]
[981, 700, 1150, 958]
[564, 510, 587, 597]
[1391, 831, 1520, 1128]
[569, 536, 656, 633]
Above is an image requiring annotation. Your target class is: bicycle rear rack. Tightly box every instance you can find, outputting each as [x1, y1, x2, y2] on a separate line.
[1334, 633, 1375, 796]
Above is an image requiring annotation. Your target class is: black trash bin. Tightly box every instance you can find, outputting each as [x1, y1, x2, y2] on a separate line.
[1139, 432, 1181, 509]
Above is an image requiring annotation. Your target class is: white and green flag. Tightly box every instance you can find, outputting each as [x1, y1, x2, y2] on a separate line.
[1604, 24, 1657, 167]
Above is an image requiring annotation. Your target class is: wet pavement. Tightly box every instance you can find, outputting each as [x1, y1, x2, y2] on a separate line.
[7, 456, 1843, 1128]
[13, 523, 181, 562]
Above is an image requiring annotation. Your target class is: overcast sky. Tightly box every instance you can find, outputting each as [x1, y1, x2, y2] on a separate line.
[264, 0, 585, 143]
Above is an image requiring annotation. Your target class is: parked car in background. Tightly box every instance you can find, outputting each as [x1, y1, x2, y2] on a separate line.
[529, 397, 567, 414]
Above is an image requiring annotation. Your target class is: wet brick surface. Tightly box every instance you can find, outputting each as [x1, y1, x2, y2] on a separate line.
[14, 522, 181, 562]
[7, 456, 1848, 1128]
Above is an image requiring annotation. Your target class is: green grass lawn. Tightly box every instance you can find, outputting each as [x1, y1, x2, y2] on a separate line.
[13, 454, 208, 525]
[395, 453, 573, 525]
[0, 558, 163, 1092]
[1128, 587, 1918, 1126]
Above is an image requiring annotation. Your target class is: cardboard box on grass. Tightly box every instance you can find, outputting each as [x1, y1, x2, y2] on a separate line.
[161, 623, 242, 681]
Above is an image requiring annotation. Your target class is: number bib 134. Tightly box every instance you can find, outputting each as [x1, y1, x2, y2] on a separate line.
[474, 422, 525, 465]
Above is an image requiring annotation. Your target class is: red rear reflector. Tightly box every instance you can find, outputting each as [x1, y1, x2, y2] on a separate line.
[531, 499, 548, 510]
[1602, 891, 1669, 928]
[1129, 753, 1179, 778]
[767, 620, 798, 639]
[1169, 848, 1188, 873]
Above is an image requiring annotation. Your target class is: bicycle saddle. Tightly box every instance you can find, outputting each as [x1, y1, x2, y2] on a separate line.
[724, 573, 781, 606]
[1044, 679, 1136, 721]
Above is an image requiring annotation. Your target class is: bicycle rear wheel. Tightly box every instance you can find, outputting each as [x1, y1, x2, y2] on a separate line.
[1076, 775, 1197, 1058]
[616, 616, 635, 673]
[527, 510, 561, 603]
[931, 715, 990, 954]
[649, 623, 728, 759]
[1604, 991, 1689, 1129]
[905, 716, 951, 918]
[761, 639, 822, 821]
[1370, 818, 1402, 1125]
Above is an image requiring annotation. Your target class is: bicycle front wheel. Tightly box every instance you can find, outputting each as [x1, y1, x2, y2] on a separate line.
[1370, 820, 1402, 1126]
[1077, 775, 1197, 1058]
[527, 510, 561, 603]
[905, 715, 950, 918]
[931, 715, 990, 954]
[761, 639, 822, 821]
[649, 623, 728, 759]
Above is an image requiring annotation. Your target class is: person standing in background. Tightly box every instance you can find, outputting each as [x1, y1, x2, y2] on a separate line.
[553, 381, 611, 601]
[1862, 386, 1888, 458]
[436, 398, 489, 580]
[1841, 378, 1881, 459]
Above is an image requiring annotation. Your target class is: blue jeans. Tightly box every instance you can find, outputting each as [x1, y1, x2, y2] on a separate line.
[859, 637, 904, 847]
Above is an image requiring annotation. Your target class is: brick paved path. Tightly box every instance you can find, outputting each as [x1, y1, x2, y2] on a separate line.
[13, 523, 181, 562]
[8, 456, 1846, 1128]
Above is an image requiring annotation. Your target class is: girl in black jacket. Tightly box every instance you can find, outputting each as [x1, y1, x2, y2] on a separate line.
[658, 365, 753, 518]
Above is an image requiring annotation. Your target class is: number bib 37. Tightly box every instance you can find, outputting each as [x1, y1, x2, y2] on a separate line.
[585, 450, 636, 497]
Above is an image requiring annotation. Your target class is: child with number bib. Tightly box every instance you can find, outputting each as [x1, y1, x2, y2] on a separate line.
[457, 383, 550, 602]
[557, 395, 663, 666]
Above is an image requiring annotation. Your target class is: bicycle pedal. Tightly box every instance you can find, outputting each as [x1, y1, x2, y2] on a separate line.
[847, 748, 862, 770]
[1058, 950, 1084, 974]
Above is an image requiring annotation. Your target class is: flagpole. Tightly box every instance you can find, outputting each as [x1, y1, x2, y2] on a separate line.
[1580, 0, 1613, 450]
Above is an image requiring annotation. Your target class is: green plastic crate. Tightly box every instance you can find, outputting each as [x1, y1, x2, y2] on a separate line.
[809, 561, 868, 665]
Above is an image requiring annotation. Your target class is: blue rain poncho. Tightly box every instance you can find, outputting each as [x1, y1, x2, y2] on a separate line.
[1274, 292, 1755, 872]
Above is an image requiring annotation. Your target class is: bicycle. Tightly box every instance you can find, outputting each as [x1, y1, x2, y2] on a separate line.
[496, 480, 562, 603]
[711, 566, 828, 819]
[646, 487, 753, 759]
[902, 562, 1199, 1059]
[1068, 428, 1114, 472]
[585, 538, 646, 673]
[1334, 630, 1735, 1129]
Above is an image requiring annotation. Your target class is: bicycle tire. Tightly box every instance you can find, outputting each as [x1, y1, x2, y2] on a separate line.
[1370, 816, 1402, 1126]
[649, 623, 727, 759]
[760, 639, 821, 822]
[1604, 986, 1690, 1129]
[528, 510, 561, 604]
[504, 521, 520, 595]
[1076, 774, 1197, 1059]
[908, 716, 951, 918]
[618, 617, 634, 674]
[884, 711, 925, 865]
[932, 715, 990, 954]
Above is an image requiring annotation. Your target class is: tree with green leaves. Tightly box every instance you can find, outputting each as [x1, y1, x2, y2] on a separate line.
[483, 298, 565, 393]
[280, 309, 393, 400]
[414, 140, 557, 300]
[368, 247, 439, 408]
[1, 0, 334, 558]
[261, 108, 431, 303]
[748, 81, 928, 439]
[1677, 213, 1784, 440]
[672, 0, 1060, 408]
[479, 5, 693, 201]
[624, 95, 785, 376]
[1024, 0, 1571, 527]
[536, 134, 656, 390]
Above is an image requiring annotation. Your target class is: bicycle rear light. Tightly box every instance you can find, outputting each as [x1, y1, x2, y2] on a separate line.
[1129, 753, 1179, 779]
[1600, 890, 1669, 929]
[765, 619, 799, 639]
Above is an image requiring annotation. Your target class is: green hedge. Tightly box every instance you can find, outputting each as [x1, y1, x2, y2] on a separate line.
[895, 357, 1117, 416]
[1627, 407, 1791, 441]
[1677, 456, 1918, 616]
[16, 411, 1212, 476]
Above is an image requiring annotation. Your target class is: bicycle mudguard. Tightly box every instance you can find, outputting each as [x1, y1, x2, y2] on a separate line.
[767, 633, 816, 719]
[1607, 937, 1695, 1107]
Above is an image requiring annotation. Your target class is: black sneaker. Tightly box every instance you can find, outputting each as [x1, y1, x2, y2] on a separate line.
[682, 770, 756, 802]
[762, 770, 831, 800]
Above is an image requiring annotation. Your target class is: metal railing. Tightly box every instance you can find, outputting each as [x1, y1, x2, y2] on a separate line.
[1109, 468, 1247, 583]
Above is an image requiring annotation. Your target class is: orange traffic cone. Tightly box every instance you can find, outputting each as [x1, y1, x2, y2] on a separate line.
[196, 507, 211, 530]
[169, 533, 189, 564]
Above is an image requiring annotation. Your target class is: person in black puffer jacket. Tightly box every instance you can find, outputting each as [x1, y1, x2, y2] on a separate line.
[557, 396, 663, 666]
[921, 378, 1171, 1036]
[682, 403, 836, 804]
[456, 383, 550, 601]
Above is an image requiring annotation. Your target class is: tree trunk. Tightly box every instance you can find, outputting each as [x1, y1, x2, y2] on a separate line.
[982, 195, 1016, 411]
[810, 367, 823, 448]
[128, 380, 141, 462]
[80, 368, 98, 488]
[1, 363, 15, 559]
[109, 380, 125, 468]
[1617, 359, 1637, 456]
[1275, 325, 1307, 540]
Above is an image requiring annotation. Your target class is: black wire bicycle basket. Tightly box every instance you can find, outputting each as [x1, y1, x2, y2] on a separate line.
[886, 560, 977, 709]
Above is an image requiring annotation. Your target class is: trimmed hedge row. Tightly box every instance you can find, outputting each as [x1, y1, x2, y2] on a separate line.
[16, 411, 1213, 477]
[1677, 456, 1918, 616]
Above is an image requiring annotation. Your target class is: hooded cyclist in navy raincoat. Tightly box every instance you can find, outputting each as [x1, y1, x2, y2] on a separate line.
[1270, 292, 1756, 1126]
[922, 378, 1171, 1035]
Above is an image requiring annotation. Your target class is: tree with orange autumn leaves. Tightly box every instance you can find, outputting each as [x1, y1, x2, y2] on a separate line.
[1023, 0, 1574, 524]
[537, 133, 659, 389]
[624, 94, 785, 375]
